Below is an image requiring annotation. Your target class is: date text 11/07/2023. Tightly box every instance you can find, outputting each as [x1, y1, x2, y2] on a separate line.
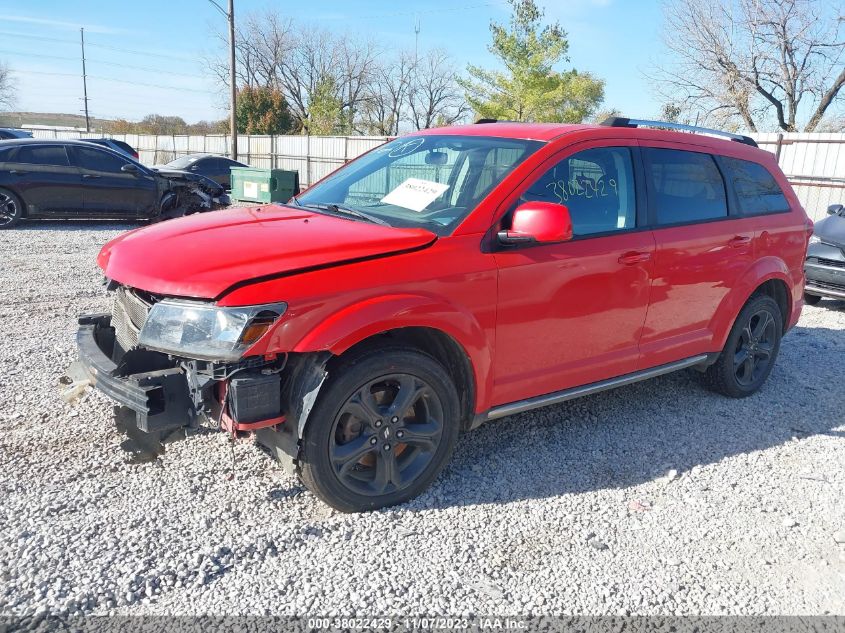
[306, 617, 528, 630]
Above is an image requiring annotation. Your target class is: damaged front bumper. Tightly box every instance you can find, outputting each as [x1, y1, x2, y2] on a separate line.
[70, 313, 311, 470]
[72, 314, 197, 434]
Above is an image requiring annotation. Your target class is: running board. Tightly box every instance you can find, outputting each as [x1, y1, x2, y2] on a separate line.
[485, 354, 710, 421]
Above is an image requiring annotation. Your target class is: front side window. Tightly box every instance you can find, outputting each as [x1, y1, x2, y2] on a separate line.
[14, 145, 69, 166]
[720, 157, 789, 215]
[295, 135, 543, 235]
[517, 146, 637, 236]
[75, 147, 129, 173]
[645, 148, 728, 225]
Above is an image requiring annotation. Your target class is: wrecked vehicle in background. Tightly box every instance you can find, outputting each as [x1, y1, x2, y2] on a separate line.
[804, 203, 845, 305]
[0, 139, 229, 228]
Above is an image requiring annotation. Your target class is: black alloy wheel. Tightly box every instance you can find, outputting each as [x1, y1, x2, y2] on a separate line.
[705, 294, 783, 398]
[329, 373, 445, 496]
[299, 347, 460, 512]
[732, 308, 777, 386]
[0, 189, 23, 228]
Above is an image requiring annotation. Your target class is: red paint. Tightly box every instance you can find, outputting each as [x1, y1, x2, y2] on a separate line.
[507, 202, 573, 243]
[99, 122, 809, 416]
[98, 205, 435, 299]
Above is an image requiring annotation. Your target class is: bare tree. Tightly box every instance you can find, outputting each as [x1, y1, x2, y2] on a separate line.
[0, 62, 16, 111]
[208, 13, 379, 133]
[359, 52, 414, 135]
[653, 0, 845, 132]
[407, 49, 469, 130]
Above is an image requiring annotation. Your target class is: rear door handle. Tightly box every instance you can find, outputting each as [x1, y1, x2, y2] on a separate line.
[618, 251, 652, 265]
[82, 174, 101, 179]
[9, 169, 27, 175]
[729, 235, 752, 248]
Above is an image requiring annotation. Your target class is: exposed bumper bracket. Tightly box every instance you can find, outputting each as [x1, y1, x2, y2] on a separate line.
[75, 314, 196, 434]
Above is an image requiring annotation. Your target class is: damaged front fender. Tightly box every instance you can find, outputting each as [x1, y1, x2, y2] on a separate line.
[253, 352, 330, 473]
[154, 169, 230, 219]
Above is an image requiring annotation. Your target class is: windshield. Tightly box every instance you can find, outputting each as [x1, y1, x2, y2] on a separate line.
[295, 135, 543, 235]
[165, 155, 201, 168]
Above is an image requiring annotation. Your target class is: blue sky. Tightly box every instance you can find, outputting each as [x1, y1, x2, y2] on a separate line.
[1, 0, 665, 124]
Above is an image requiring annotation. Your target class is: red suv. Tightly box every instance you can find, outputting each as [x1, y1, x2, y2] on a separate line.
[73, 118, 811, 511]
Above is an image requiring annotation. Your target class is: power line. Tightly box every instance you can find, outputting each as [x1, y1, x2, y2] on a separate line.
[0, 30, 199, 63]
[12, 69, 217, 94]
[0, 48, 205, 79]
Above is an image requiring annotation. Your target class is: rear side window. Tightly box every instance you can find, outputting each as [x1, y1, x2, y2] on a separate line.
[75, 147, 129, 173]
[13, 145, 69, 166]
[720, 157, 789, 215]
[645, 148, 728, 225]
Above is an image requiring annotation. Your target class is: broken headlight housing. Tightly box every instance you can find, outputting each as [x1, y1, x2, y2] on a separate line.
[138, 299, 287, 361]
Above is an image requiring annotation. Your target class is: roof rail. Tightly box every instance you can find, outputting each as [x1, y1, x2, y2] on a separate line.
[600, 116, 758, 148]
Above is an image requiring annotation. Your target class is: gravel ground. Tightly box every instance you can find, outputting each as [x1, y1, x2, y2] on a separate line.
[0, 220, 844, 618]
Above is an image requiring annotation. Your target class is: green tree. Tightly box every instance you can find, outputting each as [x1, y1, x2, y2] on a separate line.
[307, 76, 344, 135]
[236, 85, 294, 135]
[459, 0, 604, 123]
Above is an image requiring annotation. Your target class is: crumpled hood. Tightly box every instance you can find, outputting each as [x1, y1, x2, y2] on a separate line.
[98, 205, 437, 299]
[150, 167, 222, 192]
[814, 213, 845, 248]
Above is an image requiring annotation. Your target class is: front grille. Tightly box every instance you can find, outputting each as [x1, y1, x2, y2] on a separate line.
[807, 256, 845, 269]
[112, 286, 153, 351]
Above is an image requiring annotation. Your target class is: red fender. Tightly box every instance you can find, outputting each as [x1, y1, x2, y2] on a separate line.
[709, 256, 797, 348]
[290, 293, 494, 413]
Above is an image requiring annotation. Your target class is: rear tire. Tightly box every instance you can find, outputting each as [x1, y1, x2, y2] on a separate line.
[298, 347, 460, 512]
[704, 294, 783, 398]
[0, 188, 24, 229]
[804, 292, 822, 306]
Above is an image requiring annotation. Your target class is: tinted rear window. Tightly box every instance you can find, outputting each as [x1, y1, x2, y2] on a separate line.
[13, 145, 70, 166]
[645, 148, 728, 225]
[721, 157, 789, 215]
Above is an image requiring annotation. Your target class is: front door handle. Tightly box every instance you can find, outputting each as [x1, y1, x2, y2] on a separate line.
[618, 251, 652, 265]
[9, 169, 27, 175]
[82, 174, 101, 179]
[729, 235, 752, 248]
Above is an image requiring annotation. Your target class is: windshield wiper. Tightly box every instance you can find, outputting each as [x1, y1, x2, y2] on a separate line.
[300, 202, 390, 226]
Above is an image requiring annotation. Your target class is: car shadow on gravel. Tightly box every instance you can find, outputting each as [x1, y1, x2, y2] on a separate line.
[410, 323, 845, 510]
[15, 220, 139, 231]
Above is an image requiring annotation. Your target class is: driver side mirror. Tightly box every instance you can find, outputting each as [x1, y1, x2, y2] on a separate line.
[498, 202, 573, 246]
[121, 163, 139, 174]
[828, 203, 844, 216]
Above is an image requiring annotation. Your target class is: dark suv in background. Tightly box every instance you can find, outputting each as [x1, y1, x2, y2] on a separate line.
[0, 139, 229, 228]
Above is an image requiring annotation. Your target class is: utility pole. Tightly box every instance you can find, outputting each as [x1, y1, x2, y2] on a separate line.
[80, 28, 90, 132]
[414, 15, 420, 64]
[209, 0, 237, 160]
[228, 0, 237, 161]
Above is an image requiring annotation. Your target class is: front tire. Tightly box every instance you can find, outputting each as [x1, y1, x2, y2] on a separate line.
[704, 294, 783, 398]
[299, 347, 460, 512]
[804, 292, 822, 306]
[0, 188, 24, 229]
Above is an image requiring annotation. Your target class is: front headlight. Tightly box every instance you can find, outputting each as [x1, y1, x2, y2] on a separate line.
[809, 235, 821, 244]
[138, 299, 287, 361]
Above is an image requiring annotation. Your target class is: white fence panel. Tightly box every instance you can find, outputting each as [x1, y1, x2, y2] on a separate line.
[19, 129, 843, 209]
[751, 132, 845, 221]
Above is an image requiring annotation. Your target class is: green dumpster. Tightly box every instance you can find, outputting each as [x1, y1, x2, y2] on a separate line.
[230, 167, 299, 203]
